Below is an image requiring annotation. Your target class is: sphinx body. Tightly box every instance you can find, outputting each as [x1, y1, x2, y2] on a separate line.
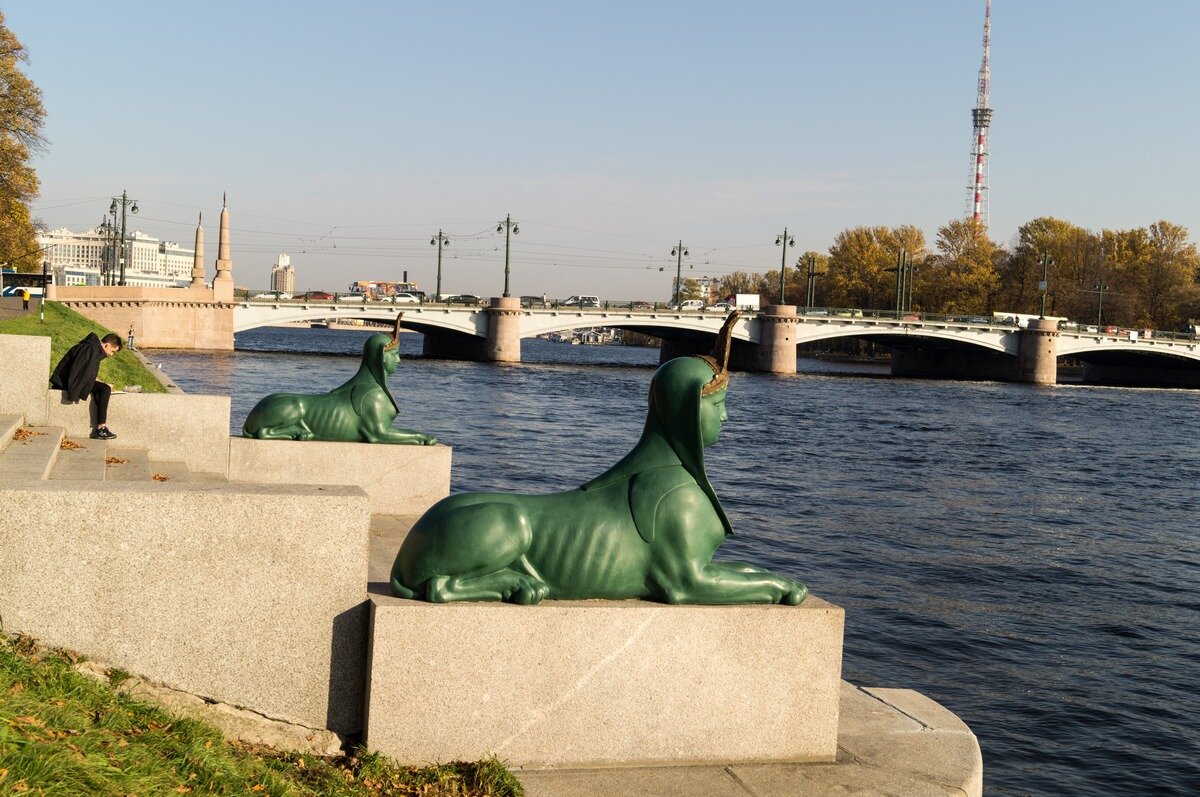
[243, 325, 436, 445]
[390, 340, 807, 605]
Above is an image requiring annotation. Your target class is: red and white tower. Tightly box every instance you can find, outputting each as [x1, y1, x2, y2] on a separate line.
[968, 0, 993, 226]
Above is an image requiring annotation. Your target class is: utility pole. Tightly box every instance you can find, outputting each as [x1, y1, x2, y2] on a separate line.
[1095, 280, 1109, 327]
[804, 254, 819, 311]
[670, 241, 689, 305]
[496, 215, 519, 297]
[1039, 254, 1051, 319]
[906, 254, 915, 313]
[775, 228, 795, 304]
[893, 249, 910, 316]
[430, 229, 450, 300]
[109, 190, 139, 286]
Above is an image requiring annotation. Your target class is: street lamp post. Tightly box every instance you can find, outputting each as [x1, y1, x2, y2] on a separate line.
[775, 228, 795, 304]
[430, 229, 450, 301]
[109, 190, 139, 286]
[496, 215, 519, 298]
[670, 241, 689, 305]
[1095, 280, 1109, 327]
[97, 217, 114, 286]
[1039, 254, 1051, 319]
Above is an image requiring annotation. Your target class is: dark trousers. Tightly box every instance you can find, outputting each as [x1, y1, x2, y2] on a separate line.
[91, 382, 111, 425]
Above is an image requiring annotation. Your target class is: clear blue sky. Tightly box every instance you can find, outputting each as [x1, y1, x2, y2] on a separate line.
[9, 0, 1200, 298]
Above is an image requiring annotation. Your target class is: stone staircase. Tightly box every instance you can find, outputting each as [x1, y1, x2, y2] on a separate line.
[0, 413, 226, 485]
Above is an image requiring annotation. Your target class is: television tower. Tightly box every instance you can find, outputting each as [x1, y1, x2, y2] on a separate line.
[968, 0, 993, 226]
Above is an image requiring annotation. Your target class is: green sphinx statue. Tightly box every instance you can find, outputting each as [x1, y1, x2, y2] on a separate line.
[390, 311, 807, 605]
[243, 316, 437, 445]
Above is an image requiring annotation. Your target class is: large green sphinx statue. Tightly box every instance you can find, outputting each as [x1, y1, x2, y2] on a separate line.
[243, 316, 437, 445]
[390, 312, 807, 605]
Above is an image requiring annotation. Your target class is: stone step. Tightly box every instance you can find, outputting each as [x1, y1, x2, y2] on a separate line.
[0, 425, 64, 481]
[191, 471, 229, 483]
[0, 414, 22, 449]
[146, 460, 192, 483]
[104, 447, 151, 482]
[48, 434, 108, 481]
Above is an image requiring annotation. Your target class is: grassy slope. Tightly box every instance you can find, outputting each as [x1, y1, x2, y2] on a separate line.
[0, 302, 166, 394]
[0, 635, 523, 796]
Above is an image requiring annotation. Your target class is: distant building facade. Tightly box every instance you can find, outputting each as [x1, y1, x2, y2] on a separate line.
[270, 254, 295, 293]
[37, 227, 195, 288]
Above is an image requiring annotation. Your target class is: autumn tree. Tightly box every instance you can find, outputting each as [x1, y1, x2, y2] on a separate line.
[0, 12, 45, 272]
[715, 270, 769, 304]
[996, 217, 1096, 319]
[824, 225, 926, 310]
[919, 218, 1001, 314]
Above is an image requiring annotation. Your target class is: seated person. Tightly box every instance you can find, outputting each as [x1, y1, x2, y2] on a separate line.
[50, 332, 122, 440]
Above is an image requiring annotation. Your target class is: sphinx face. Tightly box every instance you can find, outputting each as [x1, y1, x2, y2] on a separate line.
[699, 389, 728, 448]
[382, 346, 399, 375]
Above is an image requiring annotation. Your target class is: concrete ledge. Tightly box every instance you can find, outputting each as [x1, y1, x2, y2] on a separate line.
[46, 391, 232, 475]
[229, 436, 451, 516]
[0, 334, 51, 424]
[518, 681, 983, 797]
[0, 480, 371, 734]
[365, 592, 844, 768]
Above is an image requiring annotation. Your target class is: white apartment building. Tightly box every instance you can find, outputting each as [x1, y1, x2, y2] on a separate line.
[37, 227, 195, 288]
[270, 254, 295, 293]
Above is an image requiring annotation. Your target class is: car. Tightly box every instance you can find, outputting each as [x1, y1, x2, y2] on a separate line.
[444, 293, 483, 306]
[704, 302, 734, 313]
[560, 295, 600, 308]
[670, 300, 705, 311]
[304, 291, 334, 300]
[520, 295, 548, 308]
[389, 292, 421, 304]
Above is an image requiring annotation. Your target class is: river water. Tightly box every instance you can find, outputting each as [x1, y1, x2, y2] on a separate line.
[149, 326, 1200, 796]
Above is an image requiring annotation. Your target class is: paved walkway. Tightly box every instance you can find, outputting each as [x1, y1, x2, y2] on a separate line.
[369, 516, 982, 796]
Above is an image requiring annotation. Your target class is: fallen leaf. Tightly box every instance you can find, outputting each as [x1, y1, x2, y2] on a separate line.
[152, 473, 170, 481]
[60, 439, 84, 450]
[105, 456, 128, 465]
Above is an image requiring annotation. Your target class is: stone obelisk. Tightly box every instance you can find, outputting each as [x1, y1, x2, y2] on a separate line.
[212, 193, 234, 302]
[189, 213, 206, 288]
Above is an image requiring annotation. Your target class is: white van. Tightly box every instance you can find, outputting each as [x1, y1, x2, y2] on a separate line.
[673, 299, 705, 311]
[562, 295, 600, 308]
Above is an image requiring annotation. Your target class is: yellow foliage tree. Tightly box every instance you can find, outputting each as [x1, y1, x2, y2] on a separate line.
[0, 11, 46, 273]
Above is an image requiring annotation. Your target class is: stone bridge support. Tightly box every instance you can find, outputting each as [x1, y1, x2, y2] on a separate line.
[752, 305, 799, 374]
[1016, 319, 1059, 384]
[421, 297, 522, 363]
[891, 318, 1060, 384]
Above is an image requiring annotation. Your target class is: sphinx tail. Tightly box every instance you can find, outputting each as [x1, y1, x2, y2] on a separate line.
[390, 575, 416, 600]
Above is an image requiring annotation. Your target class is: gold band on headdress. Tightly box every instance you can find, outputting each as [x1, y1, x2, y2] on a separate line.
[699, 310, 740, 396]
[386, 314, 403, 350]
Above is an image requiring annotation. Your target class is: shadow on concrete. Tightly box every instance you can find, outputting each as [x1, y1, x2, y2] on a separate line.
[327, 600, 369, 735]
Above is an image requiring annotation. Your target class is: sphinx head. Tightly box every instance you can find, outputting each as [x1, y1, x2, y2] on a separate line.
[645, 311, 739, 468]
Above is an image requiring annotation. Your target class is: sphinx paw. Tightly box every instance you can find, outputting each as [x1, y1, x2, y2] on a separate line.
[505, 578, 549, 605]
[782, 581, 808, 606]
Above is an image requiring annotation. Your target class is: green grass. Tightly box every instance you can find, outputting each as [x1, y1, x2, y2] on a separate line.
[0, 635, 524, 796]
[0, 302, 166, 393]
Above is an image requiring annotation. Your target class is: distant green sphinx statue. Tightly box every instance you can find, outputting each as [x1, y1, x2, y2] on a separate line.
[390, 311, 807, 605]
[243, 316, 437, 445]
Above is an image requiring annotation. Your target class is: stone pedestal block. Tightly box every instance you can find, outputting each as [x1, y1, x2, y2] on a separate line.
[0, 481, 371, 734]
[365, 593, 844, 768]
[0, 333, 50, 424]
[228, 436, 451, 515]
[485, 296, 522, 362]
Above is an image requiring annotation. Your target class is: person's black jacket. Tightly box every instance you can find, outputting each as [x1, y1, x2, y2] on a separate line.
[50, 333, 104, 402]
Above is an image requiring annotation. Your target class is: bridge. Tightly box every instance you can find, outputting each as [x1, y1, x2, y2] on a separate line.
[233, 297, 1200, 388]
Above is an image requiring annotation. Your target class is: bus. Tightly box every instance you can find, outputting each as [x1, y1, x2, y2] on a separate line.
[0, 269, 50, 297]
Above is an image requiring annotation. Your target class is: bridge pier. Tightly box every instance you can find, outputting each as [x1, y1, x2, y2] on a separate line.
[752, 305, 799, 374]
[1017, 319, 1059, 385]
[486, 296, 522, 363]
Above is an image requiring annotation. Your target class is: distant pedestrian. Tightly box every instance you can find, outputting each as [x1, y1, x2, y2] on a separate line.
[21, 288, 29, 310]
[127, 326, 135, 350]
[49, 332, 123, 440]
